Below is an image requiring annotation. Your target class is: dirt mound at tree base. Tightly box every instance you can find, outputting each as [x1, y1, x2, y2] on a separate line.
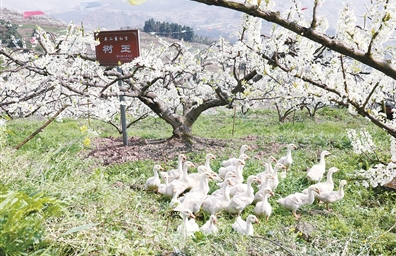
[86, 135, 276, 166]
[87, 136, 230, 165]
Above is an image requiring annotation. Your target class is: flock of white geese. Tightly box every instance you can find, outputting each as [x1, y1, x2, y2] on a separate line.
[144, 144, 347, 237]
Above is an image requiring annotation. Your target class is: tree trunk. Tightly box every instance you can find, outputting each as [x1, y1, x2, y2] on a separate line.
[138, 90, 231, 144]
[136, 71, 260, 144]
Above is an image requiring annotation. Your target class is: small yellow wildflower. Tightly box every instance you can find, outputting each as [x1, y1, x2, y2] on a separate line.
[83, 137, 91, 147]
[80, 125, 88, 132]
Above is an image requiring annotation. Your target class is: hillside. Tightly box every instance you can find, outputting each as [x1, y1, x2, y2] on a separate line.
[1, 8, 67, 43]
[0, 8, 210, 52]
[1, 0, 372, 41]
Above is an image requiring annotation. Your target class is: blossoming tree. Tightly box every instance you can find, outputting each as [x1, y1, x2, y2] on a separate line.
[0, 22, 265, 143]
[191, 0, 396, 135]
[190, 0, 396, 186]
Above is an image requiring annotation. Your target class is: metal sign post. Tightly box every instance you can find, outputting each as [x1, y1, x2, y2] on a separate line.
[94, 29, 141, 146]
[117, 67, 128, 146]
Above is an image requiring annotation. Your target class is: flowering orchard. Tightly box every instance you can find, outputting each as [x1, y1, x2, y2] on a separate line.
[1, 0, 396, 187]
[189, 0, 396, 187]
[0, 20, 270, 141]
[190, 0, 396, 132]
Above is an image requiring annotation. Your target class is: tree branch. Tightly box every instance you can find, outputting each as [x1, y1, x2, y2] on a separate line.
[15, 105, 70, 150]
[189, 0, 396, 80]
[311, 0, 319, 29]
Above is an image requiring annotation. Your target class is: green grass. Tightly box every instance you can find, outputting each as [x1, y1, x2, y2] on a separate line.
[1, 107, 396, 255]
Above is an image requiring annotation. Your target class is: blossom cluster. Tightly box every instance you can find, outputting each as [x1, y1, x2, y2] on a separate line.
[346, 128, 376, 154]
[357, 162, 396, 188]
[348, 128, 396, 188]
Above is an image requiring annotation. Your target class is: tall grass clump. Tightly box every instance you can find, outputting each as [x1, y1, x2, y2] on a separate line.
[0, 119, 63, 256]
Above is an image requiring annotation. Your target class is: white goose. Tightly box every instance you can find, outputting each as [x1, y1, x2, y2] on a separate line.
[176, 170, 213, 214]
[229, 174, 264, 197]
[256, 163, 269, 182]
[157, 172, 170, 195]
[187, 165, 212, 191]
[254, 174, 274, 203]
[144, 165, 164, 192]
[176, 209, 199, 238]
[277, 185, 320, 220]
[204, 153, 216, 173]
[277, 144, 297, 172]
[232, 215, 259, 236]
[303, 167, 339, 194]
[256, 156, 276, 184]
[202, 178, 233, 215]
[200, 214, 218, 235]
[227, 175, 261, 215]
[239, 144, 251, 155]
[268, 163, 287, 192]
[168, 161, 195, 203]
[314, 180, 347, 211]
[258, 156, 277, 177]
[220, 159, 245, 185]
[306, 150, 332, 182]
[221, 144, 251, 167]
[219, 154, 249, 178]
[267, 156, 277, 176]
[212, 172, 236, 196]
[253, 188, 274, 221]
[161, 154, 186, 183]
[256, 173, 274, 190]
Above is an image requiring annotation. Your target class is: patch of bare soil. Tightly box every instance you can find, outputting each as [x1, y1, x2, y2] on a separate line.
[87, 136, 226, 165]
[87, 135, 284, 165]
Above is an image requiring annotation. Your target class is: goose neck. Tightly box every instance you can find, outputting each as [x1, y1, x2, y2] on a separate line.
[205, 158, 211, 169]
[181, 166, 190, 180]
[326, 171, 333, 183]
[246, 222, 253, 235]
[153, 169, 159, 179]
[245, 178, 254, 195]
[308, 188, 316, 204]
[263, 193, 270, 202]
[223, 184, 231, 200]
[236, 165, 243, 179]
[199, 174, 209, 193]
[339, 183, 345, 196]
[319, 154, 326, 165]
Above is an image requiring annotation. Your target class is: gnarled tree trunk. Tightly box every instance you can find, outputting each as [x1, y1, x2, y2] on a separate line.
[137, 71, 260, 144]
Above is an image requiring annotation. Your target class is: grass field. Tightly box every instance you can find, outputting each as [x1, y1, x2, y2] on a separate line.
[1, 106, 396, 255]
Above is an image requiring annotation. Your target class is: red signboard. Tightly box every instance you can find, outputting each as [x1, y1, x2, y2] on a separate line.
[94, 29, 140, 66]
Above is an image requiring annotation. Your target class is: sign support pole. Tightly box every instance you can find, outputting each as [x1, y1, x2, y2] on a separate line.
[117, 67, 128, 146]
[94, 29, 140, 147]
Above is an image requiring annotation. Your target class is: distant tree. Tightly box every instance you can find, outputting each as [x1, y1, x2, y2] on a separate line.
[142, 19, 195, 42]
[0, 20, 23, 48]
[143, 18, 156, 33]
[194, 35, 216, 45]
[182, 25, 194, 41]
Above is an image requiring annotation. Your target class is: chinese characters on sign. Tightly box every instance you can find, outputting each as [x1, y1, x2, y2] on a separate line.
[94, 29, 140, 66]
